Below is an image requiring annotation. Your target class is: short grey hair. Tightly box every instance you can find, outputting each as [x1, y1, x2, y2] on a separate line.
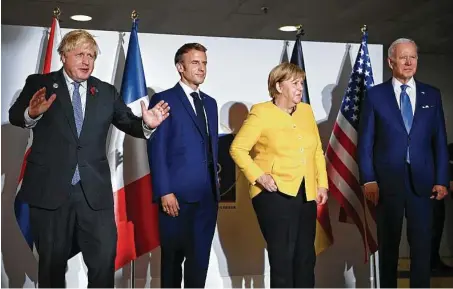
[388, 38, 418, 59]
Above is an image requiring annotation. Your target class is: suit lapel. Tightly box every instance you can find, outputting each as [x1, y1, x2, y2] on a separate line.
[175, 84, 204, 137]
[410, 81, 424, 134]
[53, 70, 78, 140]
[383, 80, 407, 133]
[79, 77, 98, 142]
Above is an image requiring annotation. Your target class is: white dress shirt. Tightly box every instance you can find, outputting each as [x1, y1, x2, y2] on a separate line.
[392, 77, 416, 115]
[364, 77, 417, 186]
[179, 81, 209, 134]
[24, 70, 153, 138]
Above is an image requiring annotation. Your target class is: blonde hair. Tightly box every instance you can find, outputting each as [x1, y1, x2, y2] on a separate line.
[268, 62, 305, 98]
[58, 30, 99, 58]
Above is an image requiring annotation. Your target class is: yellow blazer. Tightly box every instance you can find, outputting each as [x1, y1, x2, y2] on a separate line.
[230, 101, 328, 200]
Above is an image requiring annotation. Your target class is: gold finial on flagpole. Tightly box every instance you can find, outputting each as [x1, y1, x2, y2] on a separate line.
[131, 10, 139, 21]
[296, 24, 305, 38]
[361, 25, 368, 33]
[53, 7, 61, 19]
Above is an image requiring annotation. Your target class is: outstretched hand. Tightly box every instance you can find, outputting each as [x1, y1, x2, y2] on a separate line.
[141, 100, 170, 129]
[28, 87, 56, 118]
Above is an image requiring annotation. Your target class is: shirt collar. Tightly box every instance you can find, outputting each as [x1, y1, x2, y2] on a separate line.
[392, 77, 415, 91]
[179, 80, 200, 98]
[62, 69, 87, 89]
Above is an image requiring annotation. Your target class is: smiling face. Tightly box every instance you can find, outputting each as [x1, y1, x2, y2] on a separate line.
[176, 49, 207, 90]
[61, 42, 96, 82]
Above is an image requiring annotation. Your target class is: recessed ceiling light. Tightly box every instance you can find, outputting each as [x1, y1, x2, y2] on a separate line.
[279, 25, 298, 32]
[70, 15, 92, 22]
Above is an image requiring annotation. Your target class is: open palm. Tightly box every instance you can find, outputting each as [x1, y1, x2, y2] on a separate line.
[141, 100, 170, 129]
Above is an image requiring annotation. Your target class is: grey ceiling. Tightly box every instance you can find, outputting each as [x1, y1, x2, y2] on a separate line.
[2, 0, 453, 54]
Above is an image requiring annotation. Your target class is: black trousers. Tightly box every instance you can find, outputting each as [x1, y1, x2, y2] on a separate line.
[252, 182, 317, 288]
[431, 198, 445, 267]
[29, 182, 117, 288]
[377, 165, 432, 288]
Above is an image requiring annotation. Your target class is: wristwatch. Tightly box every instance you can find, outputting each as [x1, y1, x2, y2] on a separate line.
[143, 121, 152, 131]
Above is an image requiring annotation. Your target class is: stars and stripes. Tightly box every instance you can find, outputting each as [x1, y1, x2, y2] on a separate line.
[326, 31, 378, 258]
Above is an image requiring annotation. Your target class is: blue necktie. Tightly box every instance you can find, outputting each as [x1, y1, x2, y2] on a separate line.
[400, 84, 413, 163]
[71, 82, 83, 185]
[190, 92, 213, 165]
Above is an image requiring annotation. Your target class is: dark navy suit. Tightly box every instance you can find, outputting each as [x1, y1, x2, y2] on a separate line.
[358, 79, 449, 288]
[147, 83, 219, 288]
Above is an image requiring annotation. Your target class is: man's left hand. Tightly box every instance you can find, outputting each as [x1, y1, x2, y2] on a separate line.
[431, 185, 448, 200]
[141, 100, 170, 129]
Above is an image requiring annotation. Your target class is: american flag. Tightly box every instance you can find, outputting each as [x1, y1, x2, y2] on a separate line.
[325, 30, 378, 258]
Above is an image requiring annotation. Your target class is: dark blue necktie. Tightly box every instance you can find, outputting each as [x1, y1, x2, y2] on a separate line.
[190, 92, 208, 135]
[71, 82, 83, 185]
[190, 92, 213, 165]
[400, 84, 413, 163]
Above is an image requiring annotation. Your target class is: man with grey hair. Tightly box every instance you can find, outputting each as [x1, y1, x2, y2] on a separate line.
[358, 38, 449, 287]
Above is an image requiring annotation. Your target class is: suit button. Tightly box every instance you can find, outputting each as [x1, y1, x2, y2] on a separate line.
[201, 140, 204, 144]
[293, 125, 297, 129]
[300, 148, 304, 152]
[77, 145, 82, 150]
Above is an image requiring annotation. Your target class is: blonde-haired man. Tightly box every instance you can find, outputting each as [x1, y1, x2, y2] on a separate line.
[9, 29, 170, 287]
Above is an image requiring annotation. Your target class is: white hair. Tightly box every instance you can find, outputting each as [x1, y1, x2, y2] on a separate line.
[388, 38, 418, 59]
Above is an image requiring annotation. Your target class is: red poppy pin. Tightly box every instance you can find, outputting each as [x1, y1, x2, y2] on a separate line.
[89, 86, 97, 96]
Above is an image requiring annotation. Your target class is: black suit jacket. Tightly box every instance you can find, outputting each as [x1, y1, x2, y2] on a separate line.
[9, 69, 145, 210]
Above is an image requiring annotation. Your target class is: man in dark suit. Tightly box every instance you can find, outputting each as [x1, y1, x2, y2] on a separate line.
[358, 38, 449, 288]
[8, 30, 170, 288]
[147, 43, 219, 288]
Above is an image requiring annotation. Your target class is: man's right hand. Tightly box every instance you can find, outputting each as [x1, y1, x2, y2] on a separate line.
[28, 87, 56, 119]
[363, 182, 379, 205]
[161, 193, 179, 217]
[256, 174, 278, 192]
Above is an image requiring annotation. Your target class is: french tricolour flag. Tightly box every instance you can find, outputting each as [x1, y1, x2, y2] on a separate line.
[108, 20, 160, 270]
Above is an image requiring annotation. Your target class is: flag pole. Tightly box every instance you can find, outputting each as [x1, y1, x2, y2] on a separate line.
[375, 250, 380, 288]
[129, 10, 138, 288]
[53, 7, 61, 19]
[296, 24, 304, 38]
[360, 24, 378, 289]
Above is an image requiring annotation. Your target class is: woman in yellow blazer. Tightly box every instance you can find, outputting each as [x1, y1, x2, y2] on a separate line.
[230, 62, 328, 288]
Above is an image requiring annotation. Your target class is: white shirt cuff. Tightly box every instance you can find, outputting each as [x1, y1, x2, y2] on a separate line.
[24, 107, 42, 128]
[364, 181, 377, 186]
[142, 121, 155, 139]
